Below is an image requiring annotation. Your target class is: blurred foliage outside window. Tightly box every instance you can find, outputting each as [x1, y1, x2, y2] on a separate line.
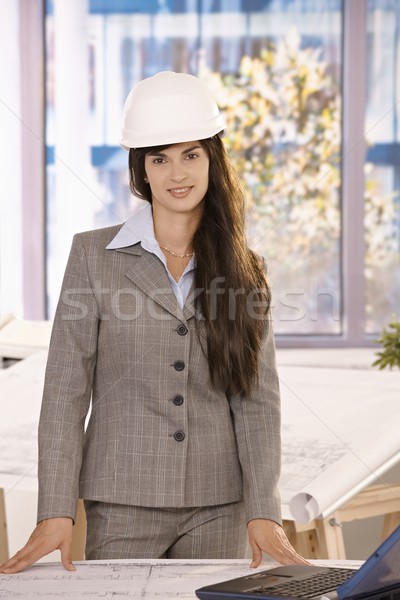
[201, 26, 399, 336]
[201, 29, 342, 334]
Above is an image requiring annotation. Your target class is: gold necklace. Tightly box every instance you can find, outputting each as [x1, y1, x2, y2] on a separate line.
[159, 245, 194, 258]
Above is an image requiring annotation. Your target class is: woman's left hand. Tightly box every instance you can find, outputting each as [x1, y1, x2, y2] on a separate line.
[247, 519, 310, 567]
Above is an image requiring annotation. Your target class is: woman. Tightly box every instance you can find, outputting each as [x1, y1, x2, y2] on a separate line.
[0, 72, 307, 573]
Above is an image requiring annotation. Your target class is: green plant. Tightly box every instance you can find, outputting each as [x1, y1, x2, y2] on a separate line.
[373, 319, 400, 370]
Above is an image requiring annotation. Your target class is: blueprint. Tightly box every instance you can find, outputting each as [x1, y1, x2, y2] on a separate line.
[0, 559, 362, 599]
[278, 365, 400, 522]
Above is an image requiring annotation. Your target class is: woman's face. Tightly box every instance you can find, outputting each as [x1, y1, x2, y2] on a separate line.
[144, 140, 209, 216]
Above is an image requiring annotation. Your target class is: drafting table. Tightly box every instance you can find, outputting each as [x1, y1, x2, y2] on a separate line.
[0, 558, 362, 599]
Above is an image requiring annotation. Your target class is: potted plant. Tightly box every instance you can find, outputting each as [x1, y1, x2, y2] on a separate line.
[373, 319, 400, 370]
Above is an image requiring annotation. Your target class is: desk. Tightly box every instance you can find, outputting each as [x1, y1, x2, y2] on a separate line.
[0, 559, 362, 599]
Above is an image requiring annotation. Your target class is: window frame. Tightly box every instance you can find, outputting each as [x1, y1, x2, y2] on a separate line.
[278, 0, 370, 348]
[21, 0, 46, 320]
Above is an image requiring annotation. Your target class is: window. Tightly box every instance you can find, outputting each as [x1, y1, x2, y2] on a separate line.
[43, 0, 399, 343]
[364, 0, 400, 334]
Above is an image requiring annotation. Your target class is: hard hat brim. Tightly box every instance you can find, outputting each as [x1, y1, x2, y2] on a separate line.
[120, 115, 226, 150]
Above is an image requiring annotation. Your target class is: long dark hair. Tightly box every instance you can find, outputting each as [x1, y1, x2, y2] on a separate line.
[129, 135, 271, 397]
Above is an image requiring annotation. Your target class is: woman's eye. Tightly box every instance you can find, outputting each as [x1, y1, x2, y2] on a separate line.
[153, 157, 165, 164]
[185, 153, 199, 160]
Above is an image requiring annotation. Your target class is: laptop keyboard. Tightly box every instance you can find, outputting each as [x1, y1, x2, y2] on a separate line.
[252, 568, 356, 597]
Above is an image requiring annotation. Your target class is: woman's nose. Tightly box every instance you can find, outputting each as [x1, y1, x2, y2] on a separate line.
[169, 163, 187, 182]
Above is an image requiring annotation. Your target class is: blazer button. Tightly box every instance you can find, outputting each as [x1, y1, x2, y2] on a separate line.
[174, 430, 185, 442]
[172, 394, 184, 406]
[177, 324, 188, 336]
[174, 360, 185, 371]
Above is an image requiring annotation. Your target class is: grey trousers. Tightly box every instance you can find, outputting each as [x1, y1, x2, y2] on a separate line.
[84, 499, 247, 560]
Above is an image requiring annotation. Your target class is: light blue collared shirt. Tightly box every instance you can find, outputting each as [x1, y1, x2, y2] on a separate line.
[106, 202, 195, 309]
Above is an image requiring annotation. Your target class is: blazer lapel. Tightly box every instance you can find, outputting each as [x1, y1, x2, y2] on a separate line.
[182, 279, 199, 321]
[114, 245, 186, 322]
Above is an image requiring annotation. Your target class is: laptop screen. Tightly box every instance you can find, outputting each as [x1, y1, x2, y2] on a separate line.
[338, 526, 400, 598]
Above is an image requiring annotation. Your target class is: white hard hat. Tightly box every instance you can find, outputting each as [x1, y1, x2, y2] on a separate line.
[120, 71, 225, 149]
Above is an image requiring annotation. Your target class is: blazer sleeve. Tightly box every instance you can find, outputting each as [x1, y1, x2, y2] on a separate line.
[229, 311, 282, 525]
[37, 234, 99, 523]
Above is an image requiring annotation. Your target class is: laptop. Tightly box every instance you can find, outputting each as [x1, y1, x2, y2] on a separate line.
[196, 525, 400, 600]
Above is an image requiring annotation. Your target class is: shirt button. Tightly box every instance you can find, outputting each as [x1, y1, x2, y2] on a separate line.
[174, 360, 185, 371]
[174, 430, 185, 442]
[172, 394, 184, 406]
[177, 324, 188, 336]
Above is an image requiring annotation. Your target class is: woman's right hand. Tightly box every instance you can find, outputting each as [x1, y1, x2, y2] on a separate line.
[0, 517, 75, 574]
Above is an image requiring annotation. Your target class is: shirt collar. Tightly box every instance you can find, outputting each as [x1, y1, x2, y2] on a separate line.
[106, 201, 157, 250]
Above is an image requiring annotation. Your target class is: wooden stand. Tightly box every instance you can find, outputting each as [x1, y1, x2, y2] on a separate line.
[71, 499, 87, 560]
[283, 483, 400, 559]
[0, 489, 9, 563]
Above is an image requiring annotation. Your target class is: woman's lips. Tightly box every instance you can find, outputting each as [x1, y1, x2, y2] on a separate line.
[168, 186, 193, 198]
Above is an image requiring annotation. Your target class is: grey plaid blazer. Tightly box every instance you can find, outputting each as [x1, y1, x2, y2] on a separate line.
[37, 225, 282, 525]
